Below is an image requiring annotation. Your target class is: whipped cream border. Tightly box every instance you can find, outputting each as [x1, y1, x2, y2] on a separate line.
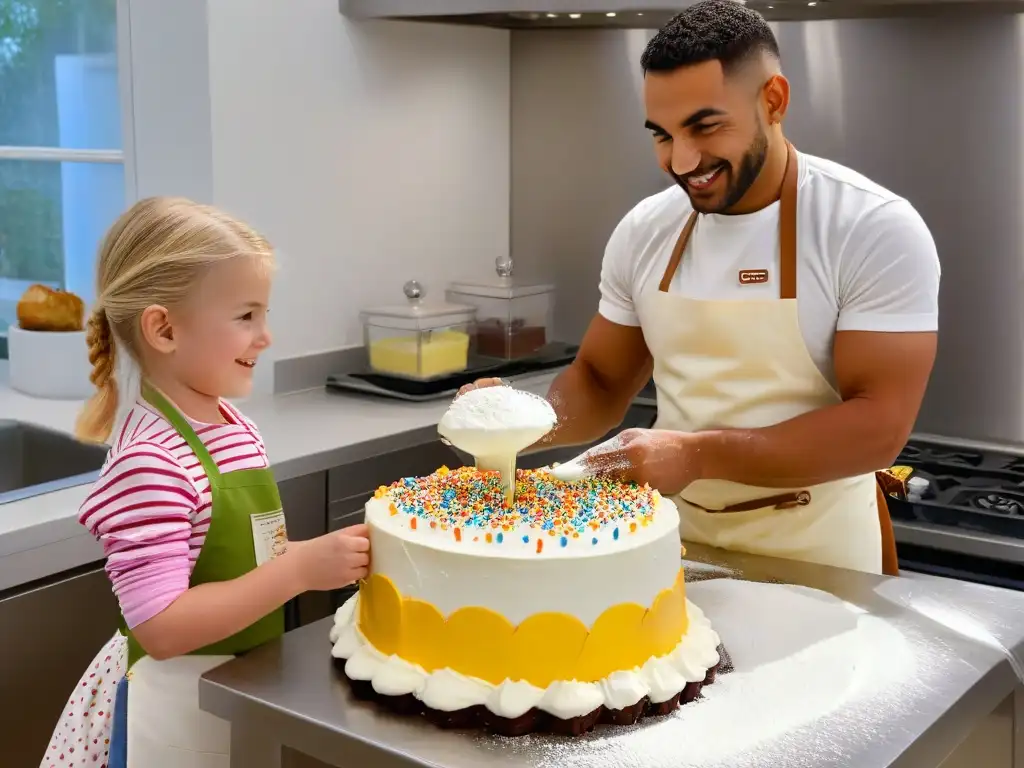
[329, 595, 721, 721]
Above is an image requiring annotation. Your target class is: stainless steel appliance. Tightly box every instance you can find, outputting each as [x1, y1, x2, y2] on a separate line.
[889, 437, 1024, 589]
[341, 0, 1024, 26]
[325, 342, 578, 401]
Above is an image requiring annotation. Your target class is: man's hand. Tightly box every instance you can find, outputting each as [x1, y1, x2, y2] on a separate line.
[456, 316, 653, 449]
[455, 377, 504, 399]
[579, 428, 699, 495]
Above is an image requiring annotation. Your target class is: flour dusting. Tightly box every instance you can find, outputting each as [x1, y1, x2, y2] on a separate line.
[475, 579, 918, 768]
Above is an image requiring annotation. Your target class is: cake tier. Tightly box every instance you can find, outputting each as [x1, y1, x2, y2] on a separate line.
[354, 568, 692, 685]
[330, 592, 722, 723]
[366, 467, 684, 626]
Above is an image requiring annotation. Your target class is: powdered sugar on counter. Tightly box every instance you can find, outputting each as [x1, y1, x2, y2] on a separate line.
[477, 579, 920, 768]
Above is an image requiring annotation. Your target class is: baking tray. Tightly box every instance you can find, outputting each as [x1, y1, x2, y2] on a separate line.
[326, 343, 578, 402]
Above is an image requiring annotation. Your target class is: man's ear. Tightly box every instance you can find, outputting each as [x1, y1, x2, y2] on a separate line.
[763, 73, 790, 125]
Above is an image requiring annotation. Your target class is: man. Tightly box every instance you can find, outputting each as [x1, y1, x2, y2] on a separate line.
[466, 0, 939, 575]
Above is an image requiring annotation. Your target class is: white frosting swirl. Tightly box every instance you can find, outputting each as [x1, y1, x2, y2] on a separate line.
[330, 595, 721, 720]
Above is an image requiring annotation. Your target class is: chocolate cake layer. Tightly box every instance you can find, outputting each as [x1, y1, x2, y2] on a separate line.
[335, 644, 728, 738]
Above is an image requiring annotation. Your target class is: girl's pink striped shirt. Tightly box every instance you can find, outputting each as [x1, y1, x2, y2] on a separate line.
[78, 399, 269, 629]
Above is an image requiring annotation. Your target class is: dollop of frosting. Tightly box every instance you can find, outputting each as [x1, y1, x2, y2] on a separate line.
[330, 596, 720, 720]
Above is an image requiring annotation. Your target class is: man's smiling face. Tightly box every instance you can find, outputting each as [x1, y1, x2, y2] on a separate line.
[643, 58, 771, 214]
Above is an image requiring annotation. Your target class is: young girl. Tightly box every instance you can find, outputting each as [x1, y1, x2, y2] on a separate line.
[42, 197, 370, 768]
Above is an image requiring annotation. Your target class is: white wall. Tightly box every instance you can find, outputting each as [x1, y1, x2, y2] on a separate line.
[125, 0, 215, 202]
[126, 0, 511, 390]
[510, 29, 660, 344]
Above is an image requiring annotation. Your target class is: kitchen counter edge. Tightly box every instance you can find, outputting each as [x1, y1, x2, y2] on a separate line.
[0, 371, 561, 592]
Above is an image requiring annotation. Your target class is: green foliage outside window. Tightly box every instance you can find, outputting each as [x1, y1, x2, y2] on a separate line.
[0, 0, 116, 286]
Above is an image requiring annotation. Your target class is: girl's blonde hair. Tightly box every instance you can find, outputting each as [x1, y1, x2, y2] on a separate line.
[76, 197, 274, 444]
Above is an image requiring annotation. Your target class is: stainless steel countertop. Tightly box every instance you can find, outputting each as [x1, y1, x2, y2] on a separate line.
[0, 371, 562, 592]
[200, 544, 1024, 768]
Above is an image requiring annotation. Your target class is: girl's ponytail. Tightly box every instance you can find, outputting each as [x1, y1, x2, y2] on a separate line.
[75, 309, 119, 444]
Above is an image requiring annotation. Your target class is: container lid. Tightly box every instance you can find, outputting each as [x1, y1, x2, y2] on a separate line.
[448, 258, 555, 299]
[906, 477, 930, 492]
[360, 281, 477, 331]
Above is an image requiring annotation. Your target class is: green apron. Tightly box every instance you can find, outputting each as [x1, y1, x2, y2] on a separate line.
[122, 386, 286, 668]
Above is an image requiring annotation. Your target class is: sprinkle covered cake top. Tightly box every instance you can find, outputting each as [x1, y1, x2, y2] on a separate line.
[370, 466, 666, 554]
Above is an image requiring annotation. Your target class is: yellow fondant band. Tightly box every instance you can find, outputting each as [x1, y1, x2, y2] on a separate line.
[358, 569, 688, 687]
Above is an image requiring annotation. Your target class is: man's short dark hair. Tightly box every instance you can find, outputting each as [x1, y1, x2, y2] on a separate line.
[641, 0, 780, 74]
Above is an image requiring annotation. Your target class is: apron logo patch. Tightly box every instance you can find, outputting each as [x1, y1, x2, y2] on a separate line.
[738, 269, 769, 285]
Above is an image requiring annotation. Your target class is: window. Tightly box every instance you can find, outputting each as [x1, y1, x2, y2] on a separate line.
[0, 0, 129, 358]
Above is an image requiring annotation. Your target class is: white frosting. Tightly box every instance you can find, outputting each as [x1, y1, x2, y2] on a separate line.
[438, 386, 557, 501]
[331, 595, 721, 720]
[439, 385, 556, 432]
[366, 495, 683, 626]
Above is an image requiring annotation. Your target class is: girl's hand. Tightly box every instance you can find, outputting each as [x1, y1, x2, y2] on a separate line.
[287, 524, 371, 592]
[131, 525, 371, 659]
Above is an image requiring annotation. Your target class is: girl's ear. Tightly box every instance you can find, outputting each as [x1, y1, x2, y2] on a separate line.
[139, 305, 175, 355]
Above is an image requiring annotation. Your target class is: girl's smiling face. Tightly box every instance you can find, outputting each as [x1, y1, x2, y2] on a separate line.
[173, 254, 273, 400]
[140, 254, 273, 419]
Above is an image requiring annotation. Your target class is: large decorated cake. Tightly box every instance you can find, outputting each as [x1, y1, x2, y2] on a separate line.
[329, 464, 723, 736]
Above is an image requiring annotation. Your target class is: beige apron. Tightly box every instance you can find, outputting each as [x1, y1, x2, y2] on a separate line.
[638, 143, 888, 575]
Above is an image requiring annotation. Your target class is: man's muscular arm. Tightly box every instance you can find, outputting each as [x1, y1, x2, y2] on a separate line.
[541, 315, 653, 448]
[669, 197, 941, 490]
[687, 330, 936, 488]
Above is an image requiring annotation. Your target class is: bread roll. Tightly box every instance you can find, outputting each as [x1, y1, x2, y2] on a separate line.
[16, 284, 86, 333]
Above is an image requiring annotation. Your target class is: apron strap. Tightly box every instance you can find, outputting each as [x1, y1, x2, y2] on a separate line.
[687, 490, 812, 514]
[141, 383, 222, 485]
[659, 141, 800, 300]
[875, 483, 900, 576]
[658, 212, 698, 293]
[778, 141, 798, 300]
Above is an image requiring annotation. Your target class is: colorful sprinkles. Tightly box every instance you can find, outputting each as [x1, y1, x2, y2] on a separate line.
[375, 465, 659, 550]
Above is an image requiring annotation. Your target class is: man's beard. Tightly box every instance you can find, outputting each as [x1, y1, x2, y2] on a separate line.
[672, 123, 770, 214]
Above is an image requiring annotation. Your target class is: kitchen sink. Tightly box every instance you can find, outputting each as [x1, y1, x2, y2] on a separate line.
[0, 421, 108, 504]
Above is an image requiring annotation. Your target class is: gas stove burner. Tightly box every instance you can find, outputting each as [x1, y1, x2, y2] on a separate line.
[958, 490, 1024, 516]
[927, 449, 984, 467]
[899, 444, 923, 461]
[900, 441, 984, 468]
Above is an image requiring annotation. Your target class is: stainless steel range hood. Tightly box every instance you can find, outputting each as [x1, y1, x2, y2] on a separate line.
[341, 0, 1024, 26]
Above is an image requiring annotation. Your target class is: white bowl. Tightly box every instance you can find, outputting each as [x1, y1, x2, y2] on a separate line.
[8, 326, 94, 400]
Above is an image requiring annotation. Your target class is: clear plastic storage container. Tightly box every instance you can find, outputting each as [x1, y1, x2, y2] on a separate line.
[361, 281, 477, 379]
[446, 259, 555, 360]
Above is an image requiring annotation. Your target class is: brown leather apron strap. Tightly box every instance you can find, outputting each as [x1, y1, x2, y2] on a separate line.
[659, 141, 800, 299]
[686, 490, 812, 514]
[778, 141, 798, 300]
[658, 211, 698, 292]
[875, 482, 900, 576]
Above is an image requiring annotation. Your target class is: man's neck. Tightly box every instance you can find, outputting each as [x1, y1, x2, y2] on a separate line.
[725, 133, 790, 215]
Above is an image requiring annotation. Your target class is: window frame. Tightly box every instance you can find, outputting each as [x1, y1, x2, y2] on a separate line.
[0, 0, 137, 361]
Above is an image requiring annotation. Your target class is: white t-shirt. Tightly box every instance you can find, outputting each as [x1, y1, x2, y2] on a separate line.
[598, 151, 941, 386]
